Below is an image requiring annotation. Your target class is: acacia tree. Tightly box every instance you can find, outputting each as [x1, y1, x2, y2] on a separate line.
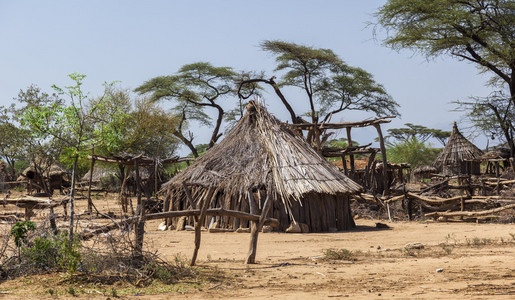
[135, 62, 236, 157]
[387, 123, 451, 145]
[376, 0, 515, 157]
[240, 40, 399, 148]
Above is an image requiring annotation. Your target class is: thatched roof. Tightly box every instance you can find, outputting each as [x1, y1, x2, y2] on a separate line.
[162, 101, 361, 210]
[476, 148, 511, 161]
[81, 165, 119, 182]
[433, 122, 483, 170]
[412, 165, 437, 175]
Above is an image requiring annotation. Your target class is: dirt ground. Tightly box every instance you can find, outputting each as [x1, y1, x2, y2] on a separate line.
[0, 192, 514, 299]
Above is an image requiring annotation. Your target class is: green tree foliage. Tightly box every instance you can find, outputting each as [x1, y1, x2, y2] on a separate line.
[20, 73, 113, 243]
[90, 87, 180, 159]
[387, 123, 451, 145]
[387, 137, 440, 167]
[261, 40, 399, 122]
[376, 0, 515, 156]
[0, 110, 28, 178]
[8, 85, 66, 192]
[135, 62, 237, 157]
[240, 40, 399, 149]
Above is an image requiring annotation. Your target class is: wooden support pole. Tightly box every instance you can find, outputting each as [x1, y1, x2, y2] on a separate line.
[374, 124, 389, 196]
[364, 151, 376, 190]
[119, 165, 132, 214]
[346, 127, 355, 179]
[134, 158, 145, 259]
[191, 188, 215, 266]
[87, 147, 95, 214]
[246, 192, 273, 264]
[154, 159, 159, 197]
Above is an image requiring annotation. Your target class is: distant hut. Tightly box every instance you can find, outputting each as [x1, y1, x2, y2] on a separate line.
[433, 122, 483, 176]
[474, 147, 511, 176]
[18, 163, 70, 194]
[161, 101, 362, 233]
[411, 165, 437, 182]
[81, 164, 120, 191]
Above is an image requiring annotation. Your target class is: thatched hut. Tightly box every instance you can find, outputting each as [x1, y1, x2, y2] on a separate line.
[411, 165, 437, 182]
[433, 122, 483, 176]
[161, 101, 362, 234]
[18, 163, 70, 194]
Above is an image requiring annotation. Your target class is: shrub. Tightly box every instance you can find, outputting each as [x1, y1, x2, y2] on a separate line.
[387, 137, 440, 167]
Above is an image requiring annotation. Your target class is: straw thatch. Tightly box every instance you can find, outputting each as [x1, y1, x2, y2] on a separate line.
[162, 101, 362, 232]
[411, 165, 437, 182]
[18, 163, 70, 193]
[476, 148, 511, 161]
[433, 122, 483, 175]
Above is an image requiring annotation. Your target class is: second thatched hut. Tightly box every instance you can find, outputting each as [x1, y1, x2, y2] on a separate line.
[433, 122, 483, 176]
[161, 101, 362, 233]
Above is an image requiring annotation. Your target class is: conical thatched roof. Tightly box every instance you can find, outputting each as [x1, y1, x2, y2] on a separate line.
[162, 101, 361, 211]
[433, 122, 483, 172]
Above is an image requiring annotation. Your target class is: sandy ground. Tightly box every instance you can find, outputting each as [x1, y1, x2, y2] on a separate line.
[142, 218, 515, 299]
[0, 192, 514, 299]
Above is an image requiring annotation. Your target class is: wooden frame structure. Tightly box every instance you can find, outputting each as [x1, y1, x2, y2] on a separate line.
[290, 116, 396, 195]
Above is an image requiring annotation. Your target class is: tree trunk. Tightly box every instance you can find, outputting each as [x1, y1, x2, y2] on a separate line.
[87, 149, 95, 213]
[68, 155, 78, 244]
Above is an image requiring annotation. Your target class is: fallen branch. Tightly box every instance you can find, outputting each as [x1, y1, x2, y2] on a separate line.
[420, 179, 449, 193]
[425, 204, 515, 218]
[484, 179, 515, 186]
[406, 192, 470, 204]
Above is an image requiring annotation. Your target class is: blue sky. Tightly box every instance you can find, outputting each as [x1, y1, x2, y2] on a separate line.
[0, 0, 494, 154]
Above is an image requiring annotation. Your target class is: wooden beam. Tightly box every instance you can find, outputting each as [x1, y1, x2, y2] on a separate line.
[288, 116, 395, 130]
[81, 208, 280, 240]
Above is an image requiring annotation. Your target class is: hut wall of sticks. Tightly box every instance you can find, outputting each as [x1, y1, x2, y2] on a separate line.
[161, 101, 362, 233]
[433, 122, 483, 176]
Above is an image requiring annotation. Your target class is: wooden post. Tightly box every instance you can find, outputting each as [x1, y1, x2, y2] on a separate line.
[246, 191, 273, 264]
[341, 155, 349, 176]
[191, 188, 215, 266]
[87, 148, 95, 214]
[346, 127, 355, 179]
[374, 124, 389, 196]
[154, 159, 159, 197]
[134, 157, 145, 259]
[364, 151, 376, 191]
[119, 165, 132, 214]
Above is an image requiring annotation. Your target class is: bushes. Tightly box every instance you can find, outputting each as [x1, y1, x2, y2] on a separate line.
[6, 222, 81, 276]
[387, 137, 440, 167]
[2, 220, 195, 286]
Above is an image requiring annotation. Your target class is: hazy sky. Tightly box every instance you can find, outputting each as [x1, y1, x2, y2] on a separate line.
[0, 0, 495, 154]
